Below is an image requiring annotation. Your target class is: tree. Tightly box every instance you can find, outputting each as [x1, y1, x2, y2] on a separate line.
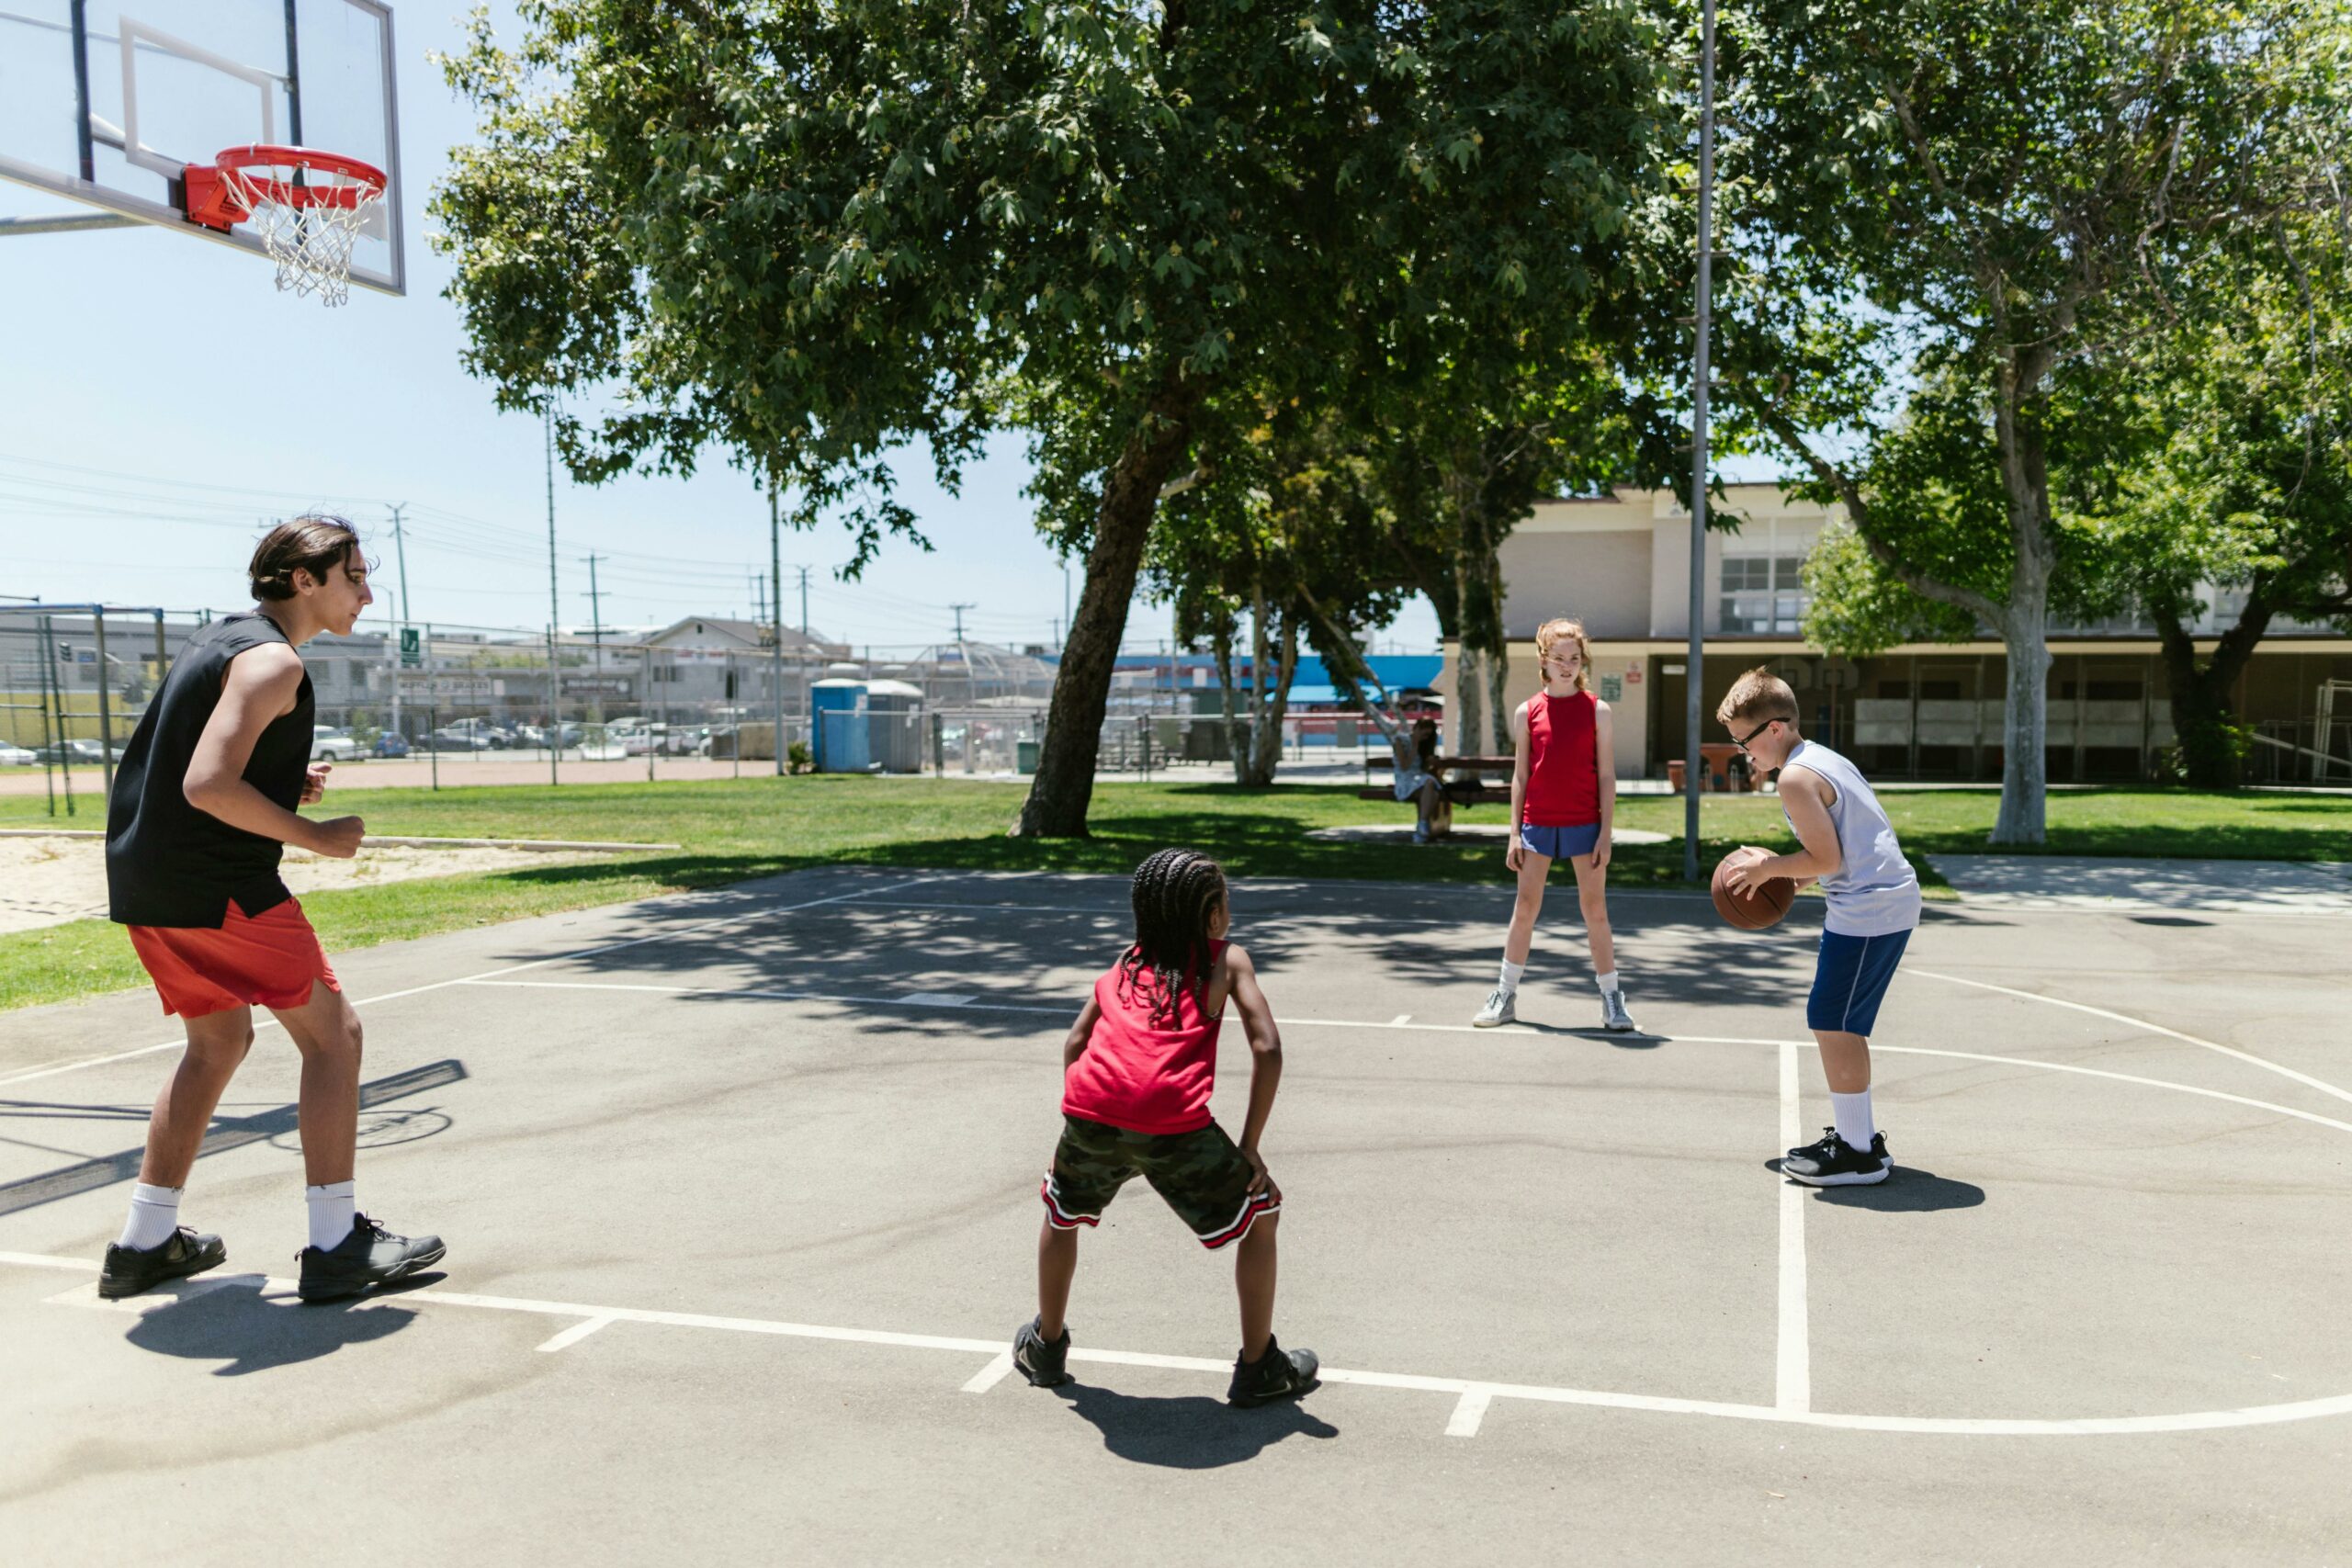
[435, 0, 1668, 836]
[1716, 0, 2337, 841]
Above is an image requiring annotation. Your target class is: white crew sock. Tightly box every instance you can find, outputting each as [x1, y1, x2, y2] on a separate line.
[306, 1181, 356, 1252]
[1498, 958, 1526, 994]
[1830, 1089, 1877, 1154]
[1595, 970, 1621, 996]
[118, 1182, 183, 1251]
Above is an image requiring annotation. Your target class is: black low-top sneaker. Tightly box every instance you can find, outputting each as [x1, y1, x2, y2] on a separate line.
[297, 1213, 446, 1303]
[98, 1226, 226, 1300]
[1012, 1317, 1071, 1387]
[1227, 1337, 1319, 1407]
[1782, 1127, 1891, 1187]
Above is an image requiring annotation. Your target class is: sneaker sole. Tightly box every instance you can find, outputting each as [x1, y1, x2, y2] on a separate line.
[97, 1244, 226, 1301]
[1783, 1164, 1892, 1187]
[1015, 1360, 1071, 1388]
[1229, 1377, 1319, 1409]
[1471, 1015, 1512, 1029]
[297, 1241, 447, 1303]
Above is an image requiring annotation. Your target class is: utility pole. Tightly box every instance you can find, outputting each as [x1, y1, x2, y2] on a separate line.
[797, 566, 810, 640]
[580, 553, 610, 725]
[770, 482, 786, 777]
[387, 502, 410, 743]
[1683, 0, 1717, 884]
[950, 603, 975, 644]
[544, 406, 561, 784]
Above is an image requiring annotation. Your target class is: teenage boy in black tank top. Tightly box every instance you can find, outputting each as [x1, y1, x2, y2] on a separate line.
[98, 518, 443, 1302]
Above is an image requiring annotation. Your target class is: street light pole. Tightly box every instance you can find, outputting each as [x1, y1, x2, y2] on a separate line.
[771, 480, 786, 777]
[1683, 0, 1718, 884]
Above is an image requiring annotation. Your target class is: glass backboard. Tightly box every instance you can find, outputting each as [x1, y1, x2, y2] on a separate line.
[0, 1, 403, 296]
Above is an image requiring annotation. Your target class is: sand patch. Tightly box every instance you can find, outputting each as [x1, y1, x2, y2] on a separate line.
[0, 836, 594, 934]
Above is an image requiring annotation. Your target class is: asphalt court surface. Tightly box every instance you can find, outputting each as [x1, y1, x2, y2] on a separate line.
[2, 866, 2348, 1563]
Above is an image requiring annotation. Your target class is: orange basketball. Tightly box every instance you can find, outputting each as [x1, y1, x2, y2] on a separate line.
[1711, 853, 1795, 931]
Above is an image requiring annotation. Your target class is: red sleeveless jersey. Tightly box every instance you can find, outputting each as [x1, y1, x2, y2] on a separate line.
[1063, 941, 1227, 1134]
[1523, 689, 1600, 826]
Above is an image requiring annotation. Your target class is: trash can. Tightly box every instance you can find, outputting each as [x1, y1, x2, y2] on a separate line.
[1015, 739, 1040, 774]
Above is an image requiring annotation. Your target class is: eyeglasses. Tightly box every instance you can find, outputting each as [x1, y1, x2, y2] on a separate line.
[1733, 717, 1779, 753]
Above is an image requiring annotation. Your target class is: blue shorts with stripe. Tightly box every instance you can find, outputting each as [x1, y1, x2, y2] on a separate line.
[1519, 821, 1600, 860]
[1807, 929, 1911, 1036]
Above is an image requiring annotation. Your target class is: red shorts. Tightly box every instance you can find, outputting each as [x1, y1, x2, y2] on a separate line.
[126, 897, 341, 1018]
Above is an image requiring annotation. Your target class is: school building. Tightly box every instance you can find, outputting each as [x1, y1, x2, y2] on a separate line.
[1436, 485, 2352, 784]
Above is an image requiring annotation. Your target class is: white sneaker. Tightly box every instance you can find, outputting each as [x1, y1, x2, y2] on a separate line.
[1600, 989, 1635, 1032]
[1472, 987, 1517, 1027]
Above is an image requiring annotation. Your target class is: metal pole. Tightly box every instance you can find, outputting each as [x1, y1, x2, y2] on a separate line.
[427, 624, 439, 791]
[91, 608, 115, 797]
[389, 503, 409, 743]
[44, 615, 74, 815]
[544, 411, 560, 785]
[772, 484, 786, 777]
[1683, 0, 1717, 884]
[36, 614, 58, 817]
[548, 622, 560, 785]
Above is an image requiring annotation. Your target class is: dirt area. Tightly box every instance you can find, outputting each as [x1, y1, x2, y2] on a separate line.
[0, 836, 590, 933]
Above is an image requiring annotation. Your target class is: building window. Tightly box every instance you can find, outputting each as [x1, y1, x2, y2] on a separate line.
[1721, 555, 1807, 634]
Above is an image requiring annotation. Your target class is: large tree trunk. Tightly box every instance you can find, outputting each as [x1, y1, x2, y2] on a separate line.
[2155, 590, 2274, 787]
[1212, 616, 1248, 783]
[1986, 380, 2061, 846]
[1013, 390, 1196, 837]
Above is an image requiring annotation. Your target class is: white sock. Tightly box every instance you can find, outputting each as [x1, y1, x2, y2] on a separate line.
[1595, 971, 1621, 996]
[306, 1181, 356, 1252]
[118, 1182, 182, 1251]
[1830, 1089, 1877, 1154]
[1498, 958, 1526, 994]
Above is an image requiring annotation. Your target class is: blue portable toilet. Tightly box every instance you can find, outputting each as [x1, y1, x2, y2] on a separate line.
[810, 678, 871, 773]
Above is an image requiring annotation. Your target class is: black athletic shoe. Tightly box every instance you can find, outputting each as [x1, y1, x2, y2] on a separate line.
[1782, 1127, 1891, 1187]
[98, 1226, 226, 1300]
[1012, 1317, 1071, 1387]
[297, 1213, 445, 1303]
[1227, 1337, 1319, 1407]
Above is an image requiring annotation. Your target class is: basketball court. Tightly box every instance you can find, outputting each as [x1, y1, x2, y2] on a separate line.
[1, 867, 2346, 1561]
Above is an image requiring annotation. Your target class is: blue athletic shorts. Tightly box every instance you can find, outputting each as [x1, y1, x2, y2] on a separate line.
[1520, 822, 1601, 860]
[1807, 929, 1911, 1035]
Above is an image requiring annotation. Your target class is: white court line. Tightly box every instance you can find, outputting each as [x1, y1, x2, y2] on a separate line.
[0, 874, 940, 1089]
[1389, 1014, 1411, 1026]
[1445, 1386, 1494, 1438]
[961, 1351, 1016, 1393]
[437, 981, 2352, 1138]
[536, 1314, 616, 1354]
[1911, 967, 2352, 1111]
[7, 1249, 2350, 1438]
[1775, 1043, 1810, 1414]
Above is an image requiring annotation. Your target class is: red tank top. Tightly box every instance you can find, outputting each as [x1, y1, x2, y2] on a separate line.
[1523, 689, 1600, 826]
[1063, 941, 1227, 1134]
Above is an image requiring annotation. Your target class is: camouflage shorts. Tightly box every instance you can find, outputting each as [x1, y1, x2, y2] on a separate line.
[1040, 1114, 1279, 1250]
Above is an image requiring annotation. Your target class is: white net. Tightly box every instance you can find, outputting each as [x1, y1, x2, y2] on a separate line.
[221, 166, 384, 308]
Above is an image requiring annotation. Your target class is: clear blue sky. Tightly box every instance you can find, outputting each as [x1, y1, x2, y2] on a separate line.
[0, 3, 1754, 656]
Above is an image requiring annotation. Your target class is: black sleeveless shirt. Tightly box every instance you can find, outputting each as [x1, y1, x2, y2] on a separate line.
[107, 613, 316, 928]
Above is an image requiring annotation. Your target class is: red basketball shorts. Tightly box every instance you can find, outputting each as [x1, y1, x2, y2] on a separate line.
[126, 897, 340, 1018]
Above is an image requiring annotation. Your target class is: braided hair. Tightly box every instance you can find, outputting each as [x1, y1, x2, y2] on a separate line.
[1117, 848, 1228, 1027]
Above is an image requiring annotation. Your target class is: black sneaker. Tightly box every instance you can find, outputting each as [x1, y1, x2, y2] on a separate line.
[297, 1213, 446, 1303]
[1782, 1127, 1891, 1187]
[98, 1226, 226, 1300]
[1012, 1317, 1070, 1387]
[1227, 1336, 1319, 1407]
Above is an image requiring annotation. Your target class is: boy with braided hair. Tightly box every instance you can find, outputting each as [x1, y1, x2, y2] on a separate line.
[1013, 849, 1317, 1407]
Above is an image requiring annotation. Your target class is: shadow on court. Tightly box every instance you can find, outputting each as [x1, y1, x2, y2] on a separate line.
[119, 1273, 438, 1376]
[1051, 1382, 1339, 1468]
[1763, 1160, 1987, 1213]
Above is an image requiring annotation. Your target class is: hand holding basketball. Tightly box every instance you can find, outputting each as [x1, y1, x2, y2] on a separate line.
[1712, 848, 1794, 931]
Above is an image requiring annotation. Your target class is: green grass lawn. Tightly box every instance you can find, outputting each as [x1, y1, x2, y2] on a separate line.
[4, 777, 2345, 1013]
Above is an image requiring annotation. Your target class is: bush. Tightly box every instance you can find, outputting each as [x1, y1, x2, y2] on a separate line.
[786, 740, 812, 775]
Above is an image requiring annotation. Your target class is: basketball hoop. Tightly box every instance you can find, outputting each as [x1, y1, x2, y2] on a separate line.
[183, 145, 388, 307]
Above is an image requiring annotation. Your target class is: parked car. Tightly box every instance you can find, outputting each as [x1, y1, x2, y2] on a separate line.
[427, 725, 493, 751]
[311, 726, 361, 762]
[372, 732, 413, 759]
[34, 739, 110, 765]
[0, 741, 35, 766]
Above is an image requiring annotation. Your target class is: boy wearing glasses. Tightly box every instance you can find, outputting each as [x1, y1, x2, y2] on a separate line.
[1716, 668, 1919, 1186]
